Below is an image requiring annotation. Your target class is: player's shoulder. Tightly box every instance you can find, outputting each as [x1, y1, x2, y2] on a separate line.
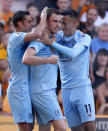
[30, 40, 45, 46]
[9, 32, 25, 38]
[28, 41, 45, 49]
[8, 32, 16, 45]
[8, 32, 26, 43]
[75, 30, 91, 42]
[28, 40, 47, 54]
[75, 30, 85, 39]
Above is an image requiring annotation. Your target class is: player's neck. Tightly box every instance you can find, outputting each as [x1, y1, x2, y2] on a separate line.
[64, 30, 76, 37]
[15, 28, 24, 33]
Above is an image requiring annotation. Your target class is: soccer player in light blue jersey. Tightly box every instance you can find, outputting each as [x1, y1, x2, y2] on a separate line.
[7, 8, 48, 131]
[40, 9, 96, 131]
[22, 8, 66, 131]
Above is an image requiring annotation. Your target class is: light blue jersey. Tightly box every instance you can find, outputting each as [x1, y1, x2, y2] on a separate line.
[53, 30, 95, 127]
[54, 30, 91, 89]
[28, 41, 57, 94]
[28, 42, 63, 124]
[7, 32, 33, 124]
[7, 32, 29, 92]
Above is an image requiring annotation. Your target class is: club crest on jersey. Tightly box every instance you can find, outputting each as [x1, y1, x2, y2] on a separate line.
[16, 32, 21, 36]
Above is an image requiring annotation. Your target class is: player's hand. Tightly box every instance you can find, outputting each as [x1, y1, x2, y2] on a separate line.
[40, 7, 48, 21]
[48, 55, 58, 64]
[37, 32, 53, 45]
[52, 34, 56, 42]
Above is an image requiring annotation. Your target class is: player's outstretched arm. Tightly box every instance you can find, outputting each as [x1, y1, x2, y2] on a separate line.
[24, 7, 48, 42]
[52, 41, 86, 59]
[22, 48, 58, 66]
[42, 34, 91, 59]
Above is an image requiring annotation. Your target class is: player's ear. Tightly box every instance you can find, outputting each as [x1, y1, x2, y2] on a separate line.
[17, 21, 22, 28]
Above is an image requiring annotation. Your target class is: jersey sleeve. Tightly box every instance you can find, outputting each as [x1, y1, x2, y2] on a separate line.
[52, 41, 86, 59]
[8, 32, 27, 47]
[51, 33, 91, 59]
[28, 41, 44, 54]
[76, 33, 91, 48]
[15, 32, 27, 44]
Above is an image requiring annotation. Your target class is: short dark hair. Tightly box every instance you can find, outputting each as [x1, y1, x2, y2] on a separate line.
[26, 2, 38, 10]
[12, 11, 30, 28]
[61, 9, 78, 19]
[47, 8, 60, 20]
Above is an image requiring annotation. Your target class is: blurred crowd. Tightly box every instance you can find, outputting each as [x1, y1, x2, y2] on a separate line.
[0, 0, 108, 116]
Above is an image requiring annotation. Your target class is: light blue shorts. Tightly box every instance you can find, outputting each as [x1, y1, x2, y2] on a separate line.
[62, 84, 95, 128]
[31, 89, 63, 125]
[7, 91, 33, 124]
